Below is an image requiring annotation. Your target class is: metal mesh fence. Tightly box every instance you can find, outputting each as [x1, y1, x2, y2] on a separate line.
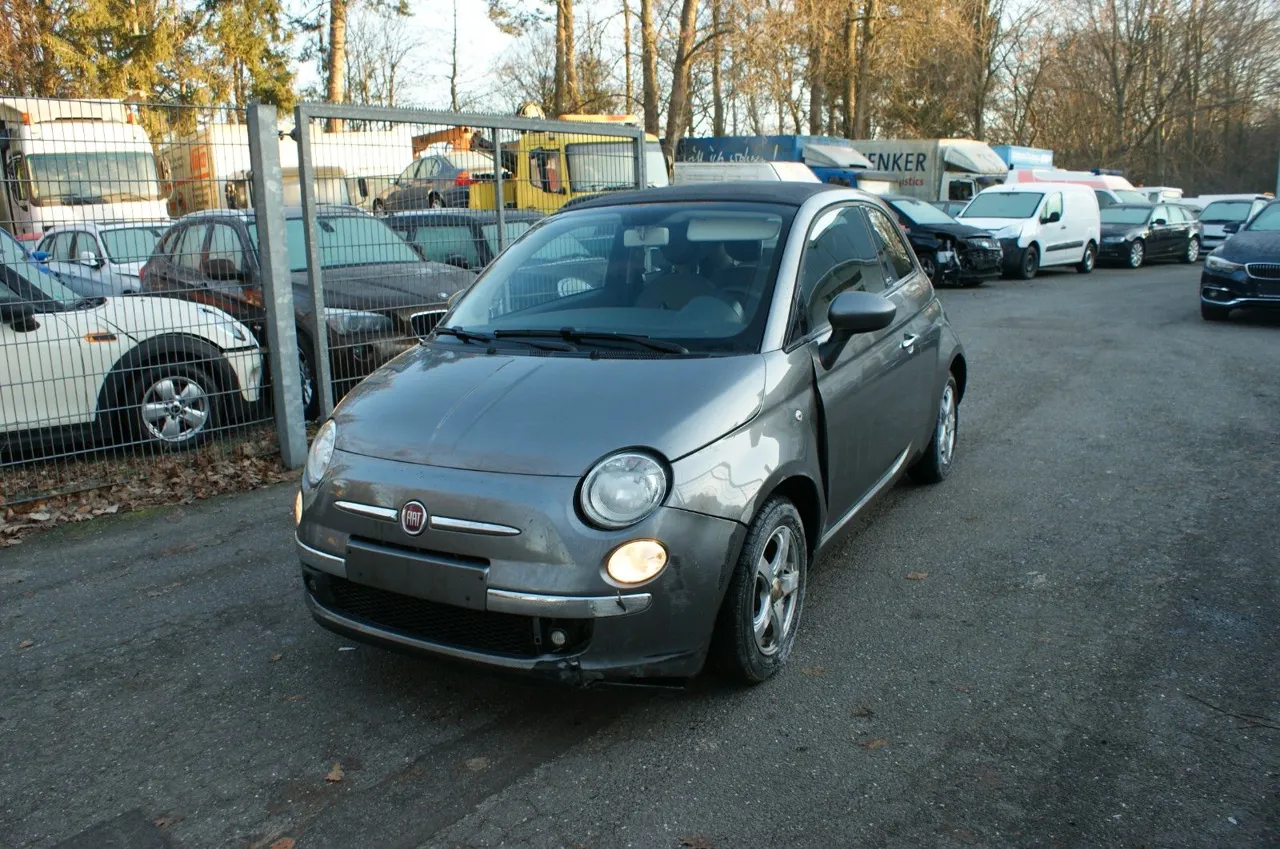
[0, 98, 651, 507]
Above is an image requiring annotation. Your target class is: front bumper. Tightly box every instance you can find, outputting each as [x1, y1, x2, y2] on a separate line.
[1201, 265, 1280, 312]
[998, 238, 1025, 272]
[1098, 239, 1132, 260]
[297, 451, 747, 684]
[224, 345, 264, 404]
[958, 244, 1003, 279]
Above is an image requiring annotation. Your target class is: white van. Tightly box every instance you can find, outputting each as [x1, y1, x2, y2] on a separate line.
[673, 161, 819, 184]
[958, 182, 1101, 279]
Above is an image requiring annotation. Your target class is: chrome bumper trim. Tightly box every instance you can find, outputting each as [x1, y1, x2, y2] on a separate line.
[296, 536, 348, 577]
[335, 500, 399, 521]
[486, 588, 653, 619]
[1201, 294, 1280, 308]
[430, 515, 521, 536]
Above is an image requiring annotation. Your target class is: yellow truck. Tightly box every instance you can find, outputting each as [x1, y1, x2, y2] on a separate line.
[467, 115, 668, 213]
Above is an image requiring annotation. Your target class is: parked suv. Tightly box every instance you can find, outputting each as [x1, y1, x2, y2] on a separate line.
[140, 206, 475, 417]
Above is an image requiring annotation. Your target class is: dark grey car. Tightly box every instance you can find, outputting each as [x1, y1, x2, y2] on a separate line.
[295, 183, 968, 686]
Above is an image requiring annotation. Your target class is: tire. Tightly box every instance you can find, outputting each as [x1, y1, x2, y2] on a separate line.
[298, 342, 320, 421]
[1016, 244, 1039, 280]
[918, 253, 938, 282]
[132, 362, 219, 450]
[1201, 302, 1230, 322]
[371, 199, 385, 214]
[711, 497, 808, 684]
[428, 194, 445, 209]
[1077, 241, 1097, 274]
[1182, 237, 1201, 264]
[908, 374, 959, 484]
[1126, 239, 1145, 269]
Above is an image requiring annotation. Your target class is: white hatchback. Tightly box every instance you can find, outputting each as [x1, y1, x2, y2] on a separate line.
[959, 182, 1102, 279]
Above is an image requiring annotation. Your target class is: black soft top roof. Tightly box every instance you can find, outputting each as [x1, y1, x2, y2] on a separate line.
[563, 182, 851, 212]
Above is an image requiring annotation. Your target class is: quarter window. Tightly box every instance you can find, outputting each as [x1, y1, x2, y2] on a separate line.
[794, 206, 887, 338]
[530, 150, 564, 193]
[206, 223, 247, 275]
[864, 207, 916, 284]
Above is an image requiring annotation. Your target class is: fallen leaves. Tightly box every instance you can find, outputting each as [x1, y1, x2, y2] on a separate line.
[852, 706, 875, 719]
[680, 837, 715, 849]
[861, 738, 888, 750]
[906, 571, 929, 581]
[799, 666, 825, 677]
[267, 838, 296, 849]
[268, 653, 283, 663]
[17, 639, 34, 649]
[324, 763, 344, 783]
[0, 427, 294, 546]
[465, 757, 490, 772]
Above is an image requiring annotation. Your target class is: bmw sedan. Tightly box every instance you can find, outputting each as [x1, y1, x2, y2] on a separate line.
[295, 182, 968, 686]
[1200, 199, 1280, 321]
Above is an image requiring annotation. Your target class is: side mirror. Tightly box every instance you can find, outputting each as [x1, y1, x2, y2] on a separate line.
[79, 250, 101, 268]
[30, 250, 49, 262]
[1153, 218, 1167, 226]
[1223, 222, 1241, 234]
[819, 291, 897, 369]
[1042, 211, 1062, 224]
[203, 257, 242, 281]
[0, 300, 39, 332]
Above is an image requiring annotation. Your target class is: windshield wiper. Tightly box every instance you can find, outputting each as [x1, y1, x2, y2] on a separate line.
[494, 327, 689, 354]
[434, 325, 574, 351]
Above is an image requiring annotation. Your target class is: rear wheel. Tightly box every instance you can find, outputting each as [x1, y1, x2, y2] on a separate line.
[1201, 302, 1230, 322]
[298, 343, 319, 421]
[1182, 237, 1201, 264]
[711, 498, 807, 684]
[908, 375, 959, 484]
[1016, 245, 1039, 280]
[1077, 241, 1097, 274]
[428, 194, 445, 209]
[371, 199, 385, 214]
[1127, 239, 1145, 269]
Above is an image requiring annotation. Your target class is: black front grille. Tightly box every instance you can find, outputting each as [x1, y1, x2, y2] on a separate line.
[326, 576, 541, 656]
[410, 310, 447, 337]
[1246, 263, 1280, 280]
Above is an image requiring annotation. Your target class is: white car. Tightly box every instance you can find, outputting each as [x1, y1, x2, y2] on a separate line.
[0, 230, 263, 451]
[959, 182, 1102, 280]
[35, 220, 171, 297]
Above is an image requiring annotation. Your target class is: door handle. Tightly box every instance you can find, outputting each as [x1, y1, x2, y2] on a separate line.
[901, 334, 919, 351]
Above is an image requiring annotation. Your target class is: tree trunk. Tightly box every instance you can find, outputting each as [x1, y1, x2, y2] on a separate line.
[563, 0, 579, 112]
[843, 9, 856, 136]
[640, 0, 659, 136]
[553, 0, 567, 115]
[663, 0, 699, 165]
[623, 0, 633, 113]
[853, 0, 876, 138]
[450, 0, 460, 111]
[807, 0, 825, 135]
[712, 0, 725, 136]
[326, 0, 348, 132]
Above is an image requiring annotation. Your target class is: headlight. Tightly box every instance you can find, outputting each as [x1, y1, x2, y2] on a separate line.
[325, 308, 394, 335]
[1101, 235, 1124, 243]
[1204, 254, 1243, 273]
[579, 451, 669, 529]
[305, 420, 336, 487]
[991, 225, 1020, 240]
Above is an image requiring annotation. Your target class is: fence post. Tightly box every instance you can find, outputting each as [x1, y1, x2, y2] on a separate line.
[492, 128, 507, 250]
[292, 106, 335, 419]
[248, 103, 307, 468]
[634, 129, 648, 189]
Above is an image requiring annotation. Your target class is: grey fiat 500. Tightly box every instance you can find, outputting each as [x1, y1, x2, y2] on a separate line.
[295, 183, 967, 685]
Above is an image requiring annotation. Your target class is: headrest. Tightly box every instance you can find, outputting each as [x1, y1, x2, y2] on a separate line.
[725, 240, 763, 263]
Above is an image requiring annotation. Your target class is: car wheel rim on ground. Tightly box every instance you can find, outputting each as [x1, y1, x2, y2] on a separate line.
[141, 376, 210, 444]
[1083, 246, 1095, 271]
[1187, 239, 1200, 262]
[1130, 242, 1144, 267]
[938, 384, 957, 467]
[752, 526, 801, 656]
[299, 349, 315, 411]
[920, 256, 937, 280]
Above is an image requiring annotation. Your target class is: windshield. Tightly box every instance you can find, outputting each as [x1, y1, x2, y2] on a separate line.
[27, 152, 162, 205]
[101, 225, 166, 263]
[961, 192, 1042, 220]
[564, 142, 670, 192]
[480, 220, 535, 255]
[1114, 190, 1149, 204]
[251, 215, 424, 272]
[1101, 207, 1152, 225]
[892, 198, 957, 225]
[1244, 203, 1280, 232]
[445, 202, 790, 354]
[1201, 201, 1256, 223]
[0, 232, 82, 306]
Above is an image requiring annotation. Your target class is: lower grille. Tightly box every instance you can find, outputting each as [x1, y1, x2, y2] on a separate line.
[410, 309, 447, 337]
[325, 575, 541, 656]
[1245, 263, 1280, 280]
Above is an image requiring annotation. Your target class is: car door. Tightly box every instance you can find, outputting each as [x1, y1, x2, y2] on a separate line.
[1149, 205, 1175, 257]
[146, 222, 212, 298]
[0, 286, 88, 433]
[73, 231, 110, 287]
[1039, 191, 1073, 266]
[795, 204, 909, 523]
[387, 161, 418, 211]
[1168, 205, 1193, 254]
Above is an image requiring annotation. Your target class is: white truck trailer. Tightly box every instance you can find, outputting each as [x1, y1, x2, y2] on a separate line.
[160, 124, 416, 216]
[0, 98, 168, 240]
[848, 138, 1009, 203]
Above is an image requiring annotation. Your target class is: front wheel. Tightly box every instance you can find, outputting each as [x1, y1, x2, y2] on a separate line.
[1127, 239, 1145, 269]
[297, 342, 319, 421]
[908, 374, 959, 484]
[918, 253, 938, 282]
[1016, 245, 1040, 280]
[1182, 237, 1201, 264]
[711, 497, 808, 684]
[371, 199, 385, 214]
[1077, 241, 1097, 274]
[428, 194, 445, 209]
[134, 363, 219, 450]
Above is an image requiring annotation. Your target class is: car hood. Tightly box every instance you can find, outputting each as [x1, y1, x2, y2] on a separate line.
[60, 295, 254, 351]
[332, 346, 767, 476]
[291, 262, 475, 311]
[1100, 223, 1145, 238]
[955, 217, 1026, 234]
[909, 221, 1000, 241]
[1217, 230, 1280, 262]
[113, 260, 146, 278]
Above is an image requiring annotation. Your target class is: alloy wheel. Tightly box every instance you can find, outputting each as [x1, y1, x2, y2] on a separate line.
[141, 376, 210, 444]
[1187, 238, 1200, 263]
[937, 384, 957, 468]
[752, 526, 802, 656]
[1129, 241, 1145, 268]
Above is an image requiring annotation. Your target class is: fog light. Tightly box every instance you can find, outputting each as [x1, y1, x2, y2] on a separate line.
[606, 539, 668, 585]
[549, 628, 568, 648]
[294, 490, 303, 526]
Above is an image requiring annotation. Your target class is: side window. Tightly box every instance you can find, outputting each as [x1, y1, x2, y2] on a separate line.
[1095, 190, 1113, 208]
[1153, 205, 1170, 224]
[206, 223, 247, 275]
[1043, 192, 1063, 221]
[155, 228, 178, 259]
[49, 232, 75, 261]
[1169, 206, 1187, 224]
[36, 233, 54, 256]
[949, 181, 974, 201]
[422, 158, 442, 178]
[530, 150, 563, 193]
[399, 162, 417, 181]
[410, 224, 481, 267]
[793, 206, 887, 338]
[175, 224, 208, 272]
[864, 207, 916, 284]
[75, 233, 101, 259]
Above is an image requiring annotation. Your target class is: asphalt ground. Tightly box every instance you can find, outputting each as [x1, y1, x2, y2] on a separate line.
[2, 261, 1278, 849]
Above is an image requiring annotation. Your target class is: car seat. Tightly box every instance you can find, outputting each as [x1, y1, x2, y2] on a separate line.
[635, 229, 719, 311]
